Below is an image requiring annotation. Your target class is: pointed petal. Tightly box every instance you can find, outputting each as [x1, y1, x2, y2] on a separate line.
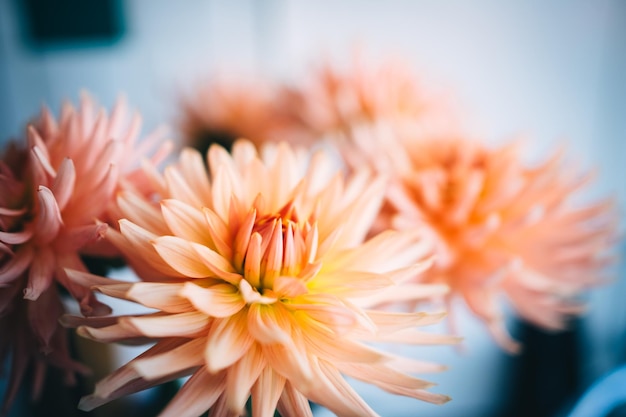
[133, 337, 205, 380]
[277, 381, 314, 417]
[51, 158, 76, 211]
[35, 186, 63, 245]
[161, 199, 212, 244]
[24, 246, 56, 300]
[152, 236, 212, 278]
[158, 367, 226, 417]
[189, 241, 242, 284]
[205, 312, 254, 373]
[224, 344, 265, 413]
[251, 367, 286, 417]
[125, 311, 210, 338]
[181, 281, 245, 318]
[247, 303, 291, 345]
[0, 245, 34, 285]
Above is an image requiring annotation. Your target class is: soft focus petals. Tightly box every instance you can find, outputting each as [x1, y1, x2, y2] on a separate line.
[0, 245, 35, 285]
[305, 359, 378, 417]
[277, 381, 314, 417]
[23, 247, 56, 300]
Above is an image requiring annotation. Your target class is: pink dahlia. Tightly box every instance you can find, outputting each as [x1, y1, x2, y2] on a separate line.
[65, 140, 457, 417]
[0, 93, 170, 413]
[385, 134, 617, 352]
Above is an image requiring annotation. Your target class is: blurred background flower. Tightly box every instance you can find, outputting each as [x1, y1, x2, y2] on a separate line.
[1, 1, 625, 417]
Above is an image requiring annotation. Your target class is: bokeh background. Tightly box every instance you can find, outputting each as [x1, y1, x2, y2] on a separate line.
[1, 1, 625, 416]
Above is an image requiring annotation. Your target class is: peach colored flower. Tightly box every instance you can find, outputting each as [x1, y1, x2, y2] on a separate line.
[277, 55, 458, 148]
[0, 93, 170, 413]
[179, 76, 292, 153]
[65, 140, 457, 417]
[384, 134, 617, 352]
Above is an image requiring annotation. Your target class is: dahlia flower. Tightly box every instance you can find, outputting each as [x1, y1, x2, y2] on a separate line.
[65, 140, 457, 417]
[0, 93, 170, 413]
[277, 55, 457, 147]
[384, 134, 617, 352]
[180, 76, 291, 153]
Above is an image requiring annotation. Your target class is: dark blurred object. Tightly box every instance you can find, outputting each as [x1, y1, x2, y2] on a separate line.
[191, 129, 238, 158]
[608, 403, 626, 417]
[81, 255, 126, 278]
[501, 320, 581, 417]
[17, 0, 124, 49]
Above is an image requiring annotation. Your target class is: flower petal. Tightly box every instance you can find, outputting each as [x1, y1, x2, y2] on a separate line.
[224, 343, 265, 413]
[247, 303, 291, 345]
[205, 312, 254, 373]
[180, 282, 245, 318]
[189, 241, 242, 284]
[51, 157, 76, 211]
[132, 338, 205, 380]
[125, 311, 210, 338]
[251, 367, 286, 417]
[161, 199, 212, 244]
[35, 186, 63, 245]
[152, 236, 213, 278]
[24, 246, 56, 300]
[277, 381, 313, 417]
[158, 367, 226, 417]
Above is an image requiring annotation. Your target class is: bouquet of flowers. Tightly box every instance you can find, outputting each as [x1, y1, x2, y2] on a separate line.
[0, 55, 617, 417]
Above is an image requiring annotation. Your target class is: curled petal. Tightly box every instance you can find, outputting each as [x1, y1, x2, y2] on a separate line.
[0, 228, 33, 245]
[51, 158, 76, 211]
[24, 246, 56, 300]
[35, 186, 63, 245]
[205, 312, 254, 373]
[247, 303, 291, 345]
[125, 311, 210, 338]
[180, 282, 245, 318]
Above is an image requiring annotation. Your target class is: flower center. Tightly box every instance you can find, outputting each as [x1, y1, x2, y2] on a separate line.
[240, 200, 316, 294]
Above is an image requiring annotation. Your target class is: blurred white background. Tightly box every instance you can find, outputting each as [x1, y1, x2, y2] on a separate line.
[1, 1, 625, 416]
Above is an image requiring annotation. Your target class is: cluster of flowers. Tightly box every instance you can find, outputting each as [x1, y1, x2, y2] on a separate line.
[0, 56, 617, 417]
